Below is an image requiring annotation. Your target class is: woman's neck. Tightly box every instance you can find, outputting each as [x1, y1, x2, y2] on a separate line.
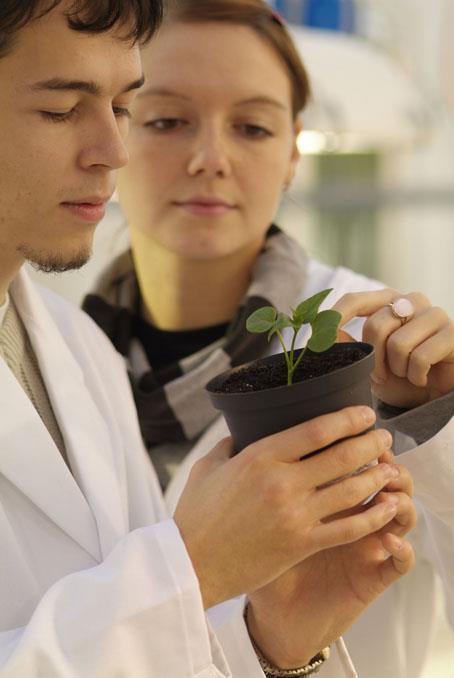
[130, 229, 262, 331]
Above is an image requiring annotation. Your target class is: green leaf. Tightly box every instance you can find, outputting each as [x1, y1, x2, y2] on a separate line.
[246, 306, 278, 333]
[307, 310, 342, 353]
[293, 289, 333, 325]
[267, 312, 292, 341]
[276, 312, 292, 331]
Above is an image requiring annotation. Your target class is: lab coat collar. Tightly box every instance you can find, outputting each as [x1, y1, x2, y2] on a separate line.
[1, 269, 128, 560]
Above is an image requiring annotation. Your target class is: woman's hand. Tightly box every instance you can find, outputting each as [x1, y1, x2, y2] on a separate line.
[247, 451, 416, 669]
[333, 288, 454, 408]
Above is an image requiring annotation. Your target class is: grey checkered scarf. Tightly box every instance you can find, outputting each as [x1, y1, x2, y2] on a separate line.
[83, 226, 307, 447]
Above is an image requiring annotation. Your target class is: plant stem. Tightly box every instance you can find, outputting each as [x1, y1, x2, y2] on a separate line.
[276, 331, 292, 383]
[288, 346, 307, 384]
[288, 329, 298, 385]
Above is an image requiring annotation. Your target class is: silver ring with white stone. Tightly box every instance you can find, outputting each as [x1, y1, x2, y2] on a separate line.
[388, 298, 415, 325]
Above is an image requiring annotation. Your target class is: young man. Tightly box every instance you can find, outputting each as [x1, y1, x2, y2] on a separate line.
[0, 2, 417, 676]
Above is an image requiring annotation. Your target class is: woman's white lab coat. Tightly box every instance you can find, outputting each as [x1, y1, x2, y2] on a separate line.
[0, 268, 357, 677]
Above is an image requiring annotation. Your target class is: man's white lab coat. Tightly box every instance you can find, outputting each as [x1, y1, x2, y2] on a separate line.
[0, 268, 356, 677]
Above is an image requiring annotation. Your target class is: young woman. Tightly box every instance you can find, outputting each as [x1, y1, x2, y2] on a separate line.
[83, 2, 454, 676]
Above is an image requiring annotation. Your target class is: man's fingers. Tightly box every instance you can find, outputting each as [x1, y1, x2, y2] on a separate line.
[377, 448, 396, 466]
[301, 428, 393, 488]
[248, 406, 377, 464]
[378, 463, 414, 497]
[310, 497, 399, 550]
[312, 462, 398, 520]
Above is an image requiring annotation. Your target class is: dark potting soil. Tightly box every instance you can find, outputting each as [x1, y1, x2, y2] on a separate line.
[217, 346, 368, 394]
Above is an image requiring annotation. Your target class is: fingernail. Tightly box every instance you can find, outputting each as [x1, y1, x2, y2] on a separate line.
[378, 429, 393, 447]
[382, 464, 399, 479]
[361, 407, 376, 424]
[388, 534, 403, 550]
[382, 499, 398, 515]
[371, 373, 386, 385]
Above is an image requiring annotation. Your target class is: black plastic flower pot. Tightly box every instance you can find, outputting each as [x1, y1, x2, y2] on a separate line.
[206, 342, 375, 454]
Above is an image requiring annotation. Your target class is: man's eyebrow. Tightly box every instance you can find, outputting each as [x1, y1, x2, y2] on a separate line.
[27, 75, 145, 96]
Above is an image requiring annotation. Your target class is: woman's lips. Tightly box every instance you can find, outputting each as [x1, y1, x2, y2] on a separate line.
[61, 202, 107, 222]
[175, 201, 235, 217]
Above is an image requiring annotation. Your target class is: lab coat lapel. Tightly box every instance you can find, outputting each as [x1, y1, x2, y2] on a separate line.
[0, 358, 101, 560]
[8, 270, 128, 558]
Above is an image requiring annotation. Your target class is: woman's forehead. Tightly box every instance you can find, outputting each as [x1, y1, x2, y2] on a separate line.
[140, 22, 292, 104]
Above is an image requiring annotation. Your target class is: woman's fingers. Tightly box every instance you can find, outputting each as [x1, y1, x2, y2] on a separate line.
[384, 307, 449, 380]
[332, 289, 454, 392]
[374, 491, 417, 536]
[407, 324, 454, 388]
[361, 291, 432, 383]
[332, 288, 401, 327]
[367, 306, 454, 387]
[380, 534, 416, 581]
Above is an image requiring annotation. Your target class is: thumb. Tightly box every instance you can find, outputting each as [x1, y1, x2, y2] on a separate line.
[203, 436, 235, 465]
[337, 328, 356, 343]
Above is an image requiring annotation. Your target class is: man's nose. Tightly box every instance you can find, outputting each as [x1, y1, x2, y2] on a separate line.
[78, 114, 130, 171]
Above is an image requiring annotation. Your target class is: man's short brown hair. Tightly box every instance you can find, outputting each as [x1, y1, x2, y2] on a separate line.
[0, 0, 163, 58]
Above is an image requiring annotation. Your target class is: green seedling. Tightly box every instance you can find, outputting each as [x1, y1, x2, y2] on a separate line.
[246, 289, 342, 385]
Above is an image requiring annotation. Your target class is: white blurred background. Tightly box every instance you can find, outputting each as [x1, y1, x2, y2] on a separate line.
[29, 2, 454, 674]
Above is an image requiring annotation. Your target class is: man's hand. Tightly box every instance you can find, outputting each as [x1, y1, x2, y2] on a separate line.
[175, 406, 400, 609]
[333, 288, 454, 408]
[246, 452, 416, 668]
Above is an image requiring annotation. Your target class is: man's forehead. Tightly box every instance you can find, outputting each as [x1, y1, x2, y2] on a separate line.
[3, 13, 143, 97]
[0, 0, 142, 90]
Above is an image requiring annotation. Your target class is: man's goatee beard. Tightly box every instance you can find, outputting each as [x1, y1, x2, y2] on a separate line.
[18, 245, 91, 273]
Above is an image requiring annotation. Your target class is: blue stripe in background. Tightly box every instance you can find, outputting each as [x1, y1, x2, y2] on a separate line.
[269, 0, 356, 33]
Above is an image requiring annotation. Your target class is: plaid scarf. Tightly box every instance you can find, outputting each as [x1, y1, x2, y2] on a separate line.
[82, 226, 307, 448]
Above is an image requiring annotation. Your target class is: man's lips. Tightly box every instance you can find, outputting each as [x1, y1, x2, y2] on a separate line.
[60, 196, 111, 223]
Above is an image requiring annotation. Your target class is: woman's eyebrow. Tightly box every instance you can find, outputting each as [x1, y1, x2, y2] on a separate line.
[137, 88, 287, 111]
[26, 75, 145, 96]
[234, 96, 287, 111]
[137, 86, 191, 100]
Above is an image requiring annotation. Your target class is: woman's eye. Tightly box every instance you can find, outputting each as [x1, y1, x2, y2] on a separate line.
[237, 124, 272, 139]
[40, 110, 75, 123]
[144, 118, 185, 131]
[113, 107, 132, 119]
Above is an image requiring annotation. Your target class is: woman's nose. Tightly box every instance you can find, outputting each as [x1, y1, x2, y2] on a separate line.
[187, 130, 232, 178]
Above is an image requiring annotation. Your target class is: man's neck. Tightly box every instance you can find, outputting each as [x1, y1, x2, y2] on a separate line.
[0, 253, 24, 306]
